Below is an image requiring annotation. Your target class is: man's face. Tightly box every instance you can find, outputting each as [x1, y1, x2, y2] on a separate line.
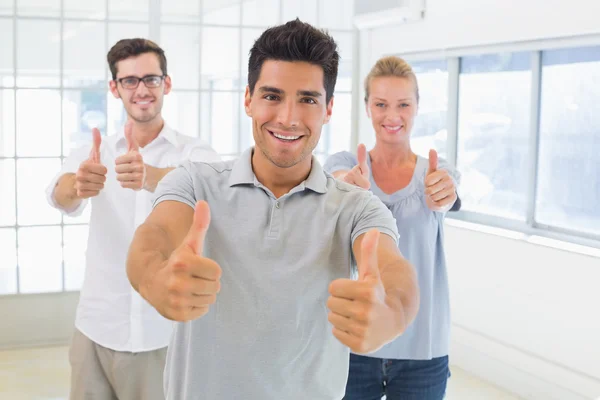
[244, 60, 333, 169]
[109, 52, 171, 124]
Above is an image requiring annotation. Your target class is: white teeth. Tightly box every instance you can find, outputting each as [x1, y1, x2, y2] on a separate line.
[385, 125, 401, 130]
[137, 101, 151, 105]
[273, 132, 300, 141]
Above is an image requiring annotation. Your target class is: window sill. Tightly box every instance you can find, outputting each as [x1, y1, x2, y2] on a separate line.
[445, 217, 600, 259]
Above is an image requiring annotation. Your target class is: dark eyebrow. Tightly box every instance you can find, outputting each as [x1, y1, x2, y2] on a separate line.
[298, 90, 322, 98]
[258, 86, 283, 94]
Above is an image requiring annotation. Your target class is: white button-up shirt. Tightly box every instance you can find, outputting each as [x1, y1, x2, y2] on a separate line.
[45, 124, 221, 352]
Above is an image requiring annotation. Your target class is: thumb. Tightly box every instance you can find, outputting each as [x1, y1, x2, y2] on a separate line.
[427, 149, 438, 175]
[184, 200, 211, 255]
[357, 143, 368, 175]
[124, 121, 139, 152]
[358, 229, 380, 281]
[89, 128, 102, 163]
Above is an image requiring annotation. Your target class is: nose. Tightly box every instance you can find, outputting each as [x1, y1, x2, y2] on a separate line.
[385, 108, 403, 123]
[276, 99, 300, 129]
[135, 81, 151, 97]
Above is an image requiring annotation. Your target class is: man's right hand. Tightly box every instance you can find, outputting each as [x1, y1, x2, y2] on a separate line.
[74, 128, 107, 198]
[342, 144, 371, 190]
[144, 200, 222, 322]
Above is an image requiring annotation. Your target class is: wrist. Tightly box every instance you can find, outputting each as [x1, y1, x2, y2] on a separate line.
[139, 259, 165, 304]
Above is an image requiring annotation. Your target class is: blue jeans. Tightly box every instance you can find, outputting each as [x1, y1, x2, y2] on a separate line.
[343, 354, 450, 400]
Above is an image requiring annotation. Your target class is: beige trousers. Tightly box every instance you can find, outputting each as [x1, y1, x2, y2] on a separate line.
[68, 328, 167, 400]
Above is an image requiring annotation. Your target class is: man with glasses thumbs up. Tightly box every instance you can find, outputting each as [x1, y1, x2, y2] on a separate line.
[45, 38, 219, 400]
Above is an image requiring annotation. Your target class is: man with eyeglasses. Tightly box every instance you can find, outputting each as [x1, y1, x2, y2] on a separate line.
[45, 38, 220, 400]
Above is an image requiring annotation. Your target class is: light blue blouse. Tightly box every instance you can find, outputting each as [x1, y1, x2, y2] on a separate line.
[324, 151, 460, 360]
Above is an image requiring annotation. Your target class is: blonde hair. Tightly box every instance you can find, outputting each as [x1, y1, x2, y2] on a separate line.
[364, 56, 419, 104]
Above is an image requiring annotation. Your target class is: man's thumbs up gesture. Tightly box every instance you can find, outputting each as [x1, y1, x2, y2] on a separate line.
[74, 128, 107, 198]
[148, 201, 222, 322]
[327, 229, 400, 354]
[424, 149, 457, 212]
[342, 144, 371, 190]
[115, 121, 146, 191]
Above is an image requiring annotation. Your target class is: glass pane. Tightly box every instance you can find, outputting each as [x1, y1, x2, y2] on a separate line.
[202, 91, 239, 154]
[17, 0, 60, 17]
[16, 89, 61, 157]
[18, 226, 62, 293]
[319, 0, 354, 30]
[201, 27, 240, 90]
[281, 0, 317, 25]
[332, 31, 352, 92]
[107, 89, 127, 134]
[240, 28, 263, 88]
[64, 0, 107, 19]
[0, 0, 13, 15]
[457, 52, 531, 220]
[411, 60, 448, 159]
[108, 0, 149, 21]
[203, 0, 240, 26]
[0, 20, 14, 86]
[0, 228, 17, 294]
[63, 21, 106, 88]
[239, 92, 253, 152]
[63, 90, 107, 155]
[63, 225, 89, 291]
[17, 158, 62, 226]
[318, 92, 351, 155]
[163, 91, 200, 138]
[161, 0, 200, 23]
[161, 25, 200, 90]
[536, 46, 600, 236]
[0, 159, 15, 226]
[17, 20, 60, 87]
[242, 0, 279, 27]
[0, 89, 15, 157]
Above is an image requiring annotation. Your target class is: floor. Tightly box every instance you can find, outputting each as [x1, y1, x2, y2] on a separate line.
[0, 345, 521, 400]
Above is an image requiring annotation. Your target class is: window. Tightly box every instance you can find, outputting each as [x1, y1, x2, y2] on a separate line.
[411, 60, 449, 159]
[457, 52, 531, 220]
[404, 41, 600, 247]
[536, 46, 600, 236]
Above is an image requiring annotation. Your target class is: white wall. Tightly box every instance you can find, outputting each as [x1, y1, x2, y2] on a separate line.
[446, 223, 600, 399]
[359, 1, 600, 398]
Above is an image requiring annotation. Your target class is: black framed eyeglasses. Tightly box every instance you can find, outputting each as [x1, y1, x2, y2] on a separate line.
[115, 75, 166, 89]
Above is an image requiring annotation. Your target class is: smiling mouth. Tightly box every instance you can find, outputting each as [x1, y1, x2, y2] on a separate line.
[268, 129, 302, 142]
[383, 125, 403, 133]
[134, 100, 154, 106]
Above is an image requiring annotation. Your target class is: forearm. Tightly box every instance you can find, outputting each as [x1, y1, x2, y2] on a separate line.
[53, 173, 83, 211]
[380, 257, 420, 335]
[126, 221, 175, 299]
[144, 165, 175, 193]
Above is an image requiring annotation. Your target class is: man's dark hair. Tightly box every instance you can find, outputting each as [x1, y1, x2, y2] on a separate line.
[107, 38, 167, 80]
[248, 19, 339, 103]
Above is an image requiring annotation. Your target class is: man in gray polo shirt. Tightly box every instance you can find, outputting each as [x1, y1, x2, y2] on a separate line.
[127, 19, 420, 400]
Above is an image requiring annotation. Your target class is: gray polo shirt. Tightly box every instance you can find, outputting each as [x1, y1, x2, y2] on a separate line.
[153, 147, 399, 400]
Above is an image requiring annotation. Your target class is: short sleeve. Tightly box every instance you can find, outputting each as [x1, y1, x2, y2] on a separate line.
[45, 144, 92, 216]
[153, 161, 198, 210]
[185, 139, 222, 164]
[323, 151, 358, 174]
[351, 192, 399, 245]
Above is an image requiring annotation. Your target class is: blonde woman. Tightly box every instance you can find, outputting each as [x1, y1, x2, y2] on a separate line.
[325, 56, 460, 399]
